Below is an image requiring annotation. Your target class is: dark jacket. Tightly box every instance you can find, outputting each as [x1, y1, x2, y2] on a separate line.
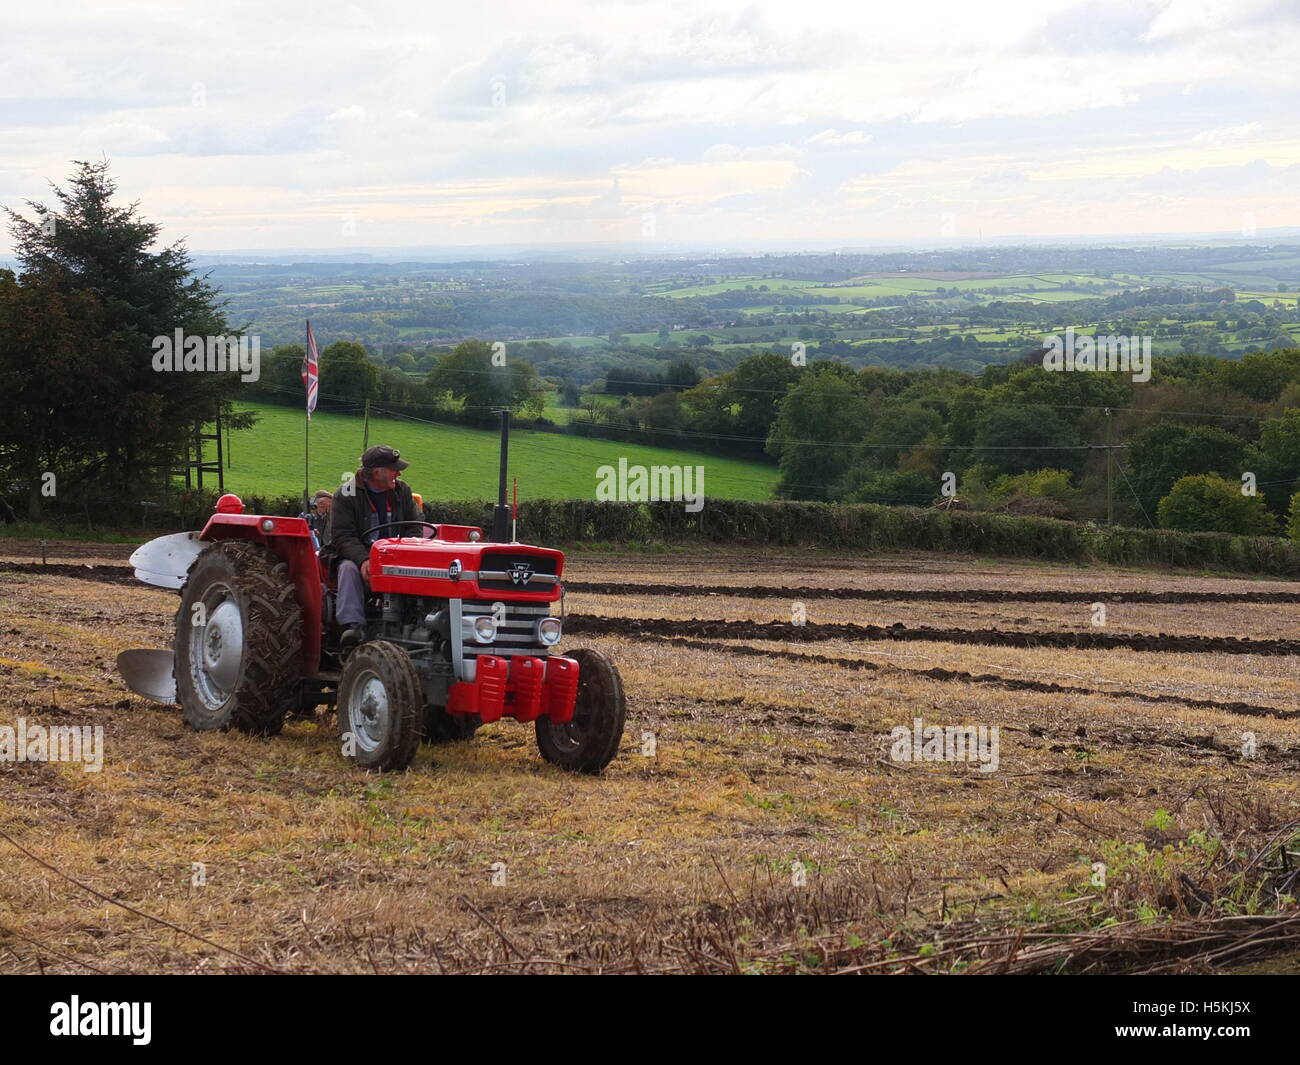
[330, 472, 419, 566]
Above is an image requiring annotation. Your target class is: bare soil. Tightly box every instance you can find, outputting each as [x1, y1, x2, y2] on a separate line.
[1, 542, 1298, 974]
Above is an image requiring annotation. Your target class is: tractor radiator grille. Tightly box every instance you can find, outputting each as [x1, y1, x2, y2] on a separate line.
[460, 599, 554, 657]
[475, 552, 559, 592]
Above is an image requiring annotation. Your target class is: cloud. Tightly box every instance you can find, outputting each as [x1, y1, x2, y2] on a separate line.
[1143, 0, 1281, 41]
[1192, 121, 1264, 146]
[703, 143, 803, 162]
[0, 0, 1297, 249]
[78, 120, 168, 154]
[805, 129, 872, 148]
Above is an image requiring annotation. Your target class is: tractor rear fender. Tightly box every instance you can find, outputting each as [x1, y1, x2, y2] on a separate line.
[199, 513, 322, 675]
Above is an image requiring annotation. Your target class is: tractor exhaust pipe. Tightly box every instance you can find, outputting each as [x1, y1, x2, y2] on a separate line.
[491, 407, 511, 542]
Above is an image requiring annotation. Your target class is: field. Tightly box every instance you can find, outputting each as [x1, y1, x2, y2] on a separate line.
[650, 271, 1122, 305]
[511, 263, 1299, 366]
[207, 248, 1300, 379]
[223, 403, 779, 501]
[2, 539, 1299, 974]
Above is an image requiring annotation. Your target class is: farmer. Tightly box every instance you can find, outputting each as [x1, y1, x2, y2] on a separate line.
[331, 445, 420, 643]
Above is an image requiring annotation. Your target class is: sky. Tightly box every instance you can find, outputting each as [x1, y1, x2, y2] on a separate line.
[3, 0, 1299, 253]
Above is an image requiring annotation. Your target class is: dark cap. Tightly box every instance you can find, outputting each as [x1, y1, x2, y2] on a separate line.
[360, 445, 409, 471]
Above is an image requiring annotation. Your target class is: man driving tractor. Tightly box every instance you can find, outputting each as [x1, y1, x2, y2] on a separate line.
[332, 444, 420, 644]
[116, 419, 626, 775]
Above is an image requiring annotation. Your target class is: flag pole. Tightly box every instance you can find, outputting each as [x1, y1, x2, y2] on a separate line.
[303, 319, 320, 513]
[303, 321, 310, 512]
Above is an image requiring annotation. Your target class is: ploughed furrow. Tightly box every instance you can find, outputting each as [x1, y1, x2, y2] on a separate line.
[649, 693, 1300, 768]
[0, 561, 137, 585]
[565, 613, 1300, 656]
[626, 634, 1300, 721]
[566, 580, 1300, 605]
[8, 562, 1300, 611]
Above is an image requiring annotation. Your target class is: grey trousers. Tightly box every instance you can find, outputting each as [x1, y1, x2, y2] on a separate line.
[336, 560, 367, 626]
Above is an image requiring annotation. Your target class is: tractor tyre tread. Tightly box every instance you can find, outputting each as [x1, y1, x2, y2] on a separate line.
[175, 541, 302, 737]
[535, 647, 625, 774]
[338, 640, 423, 771]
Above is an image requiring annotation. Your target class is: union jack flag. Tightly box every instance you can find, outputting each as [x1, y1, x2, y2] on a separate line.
[302, 321, 319, 418]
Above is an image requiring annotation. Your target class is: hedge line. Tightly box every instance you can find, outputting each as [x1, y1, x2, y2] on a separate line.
[154, 492, 1300, 578]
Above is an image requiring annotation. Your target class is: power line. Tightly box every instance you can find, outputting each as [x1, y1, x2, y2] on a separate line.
[1115, 456, 1154, 528]
[235, 379, 1300, 500]
[260, 396, 1283, 495]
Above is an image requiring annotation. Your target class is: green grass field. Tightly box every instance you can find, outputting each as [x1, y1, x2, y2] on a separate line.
[1003, 290, 1099, 303]
[650, 271, 1129, 307]
[646, 277, 816, 298]
[221, 403, 779, 501]
[1237, 291, 1298, 307]
[541, 393, 579, 424]
[539, 392, 620, 424]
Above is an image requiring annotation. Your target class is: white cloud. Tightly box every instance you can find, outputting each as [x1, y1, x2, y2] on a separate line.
[805, 129, 872, 147]
[1192, 121, 1264, 145]
[0, 0, 1296, 249]
[78, 120, 168, 154]
[1143, 0, 1274, 40]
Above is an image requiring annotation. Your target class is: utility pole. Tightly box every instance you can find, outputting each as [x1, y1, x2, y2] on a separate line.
[490, 408, 511, 543]
[362, 398, 371, 452]
[1104, 408, 1114, 525]
[213, 406, 225, 493]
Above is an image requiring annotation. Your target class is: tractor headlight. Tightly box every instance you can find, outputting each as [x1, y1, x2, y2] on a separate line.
[471, 615, 497, 644]
[536, 617, 563, 646]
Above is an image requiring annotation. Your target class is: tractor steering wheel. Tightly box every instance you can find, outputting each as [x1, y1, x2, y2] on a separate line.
[368, 520, 439, 540]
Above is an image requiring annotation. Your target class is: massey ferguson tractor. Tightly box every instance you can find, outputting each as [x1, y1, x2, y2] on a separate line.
[116, 413, 625, 774]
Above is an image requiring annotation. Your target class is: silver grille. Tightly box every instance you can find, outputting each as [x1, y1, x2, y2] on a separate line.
[460, 599, 555, 657]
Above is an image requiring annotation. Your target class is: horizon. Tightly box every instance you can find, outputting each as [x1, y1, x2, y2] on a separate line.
[4, 228, 1300, 270]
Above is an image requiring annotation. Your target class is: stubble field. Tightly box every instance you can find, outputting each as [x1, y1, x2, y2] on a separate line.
[2, 543, 1299, 974]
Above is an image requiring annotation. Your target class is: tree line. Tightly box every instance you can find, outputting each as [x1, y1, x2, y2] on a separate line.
[5, 161, 1300, 539]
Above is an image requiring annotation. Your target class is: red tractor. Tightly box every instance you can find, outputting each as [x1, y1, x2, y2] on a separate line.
[117, 417, 625, 774]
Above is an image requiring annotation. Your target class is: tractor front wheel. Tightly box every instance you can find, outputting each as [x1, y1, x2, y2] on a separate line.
[535, 648, 625, 774]
[175, 541, 302, 736]
[338, 641, 423, 771]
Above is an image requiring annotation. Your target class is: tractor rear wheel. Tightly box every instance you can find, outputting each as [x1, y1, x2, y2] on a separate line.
[338, 641, 423, 771]
[535, 648, 625, 774]
[422, 705, 482, 744]
[175, 541, 303, 736]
